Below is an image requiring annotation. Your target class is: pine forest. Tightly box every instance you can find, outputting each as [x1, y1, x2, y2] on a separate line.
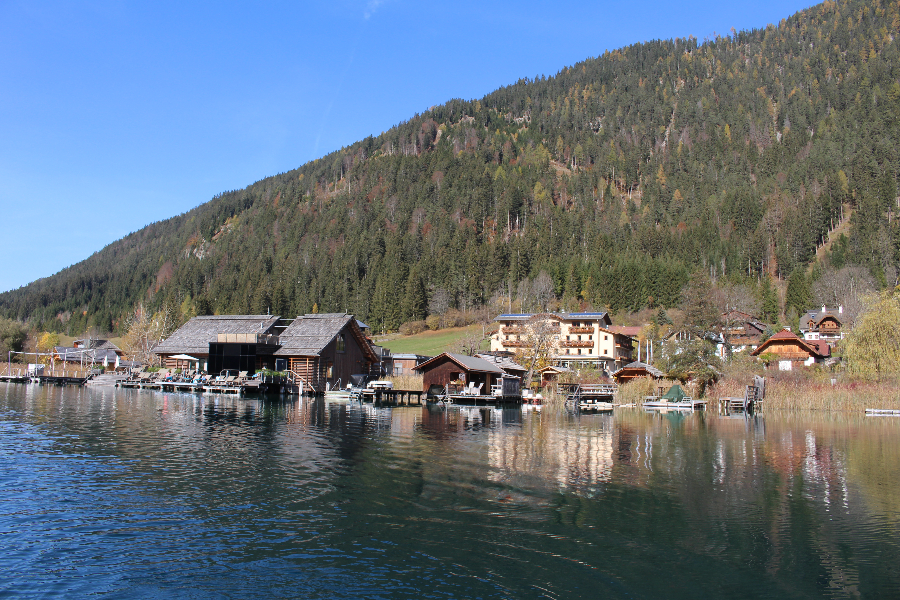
[2, 0, 900, 335]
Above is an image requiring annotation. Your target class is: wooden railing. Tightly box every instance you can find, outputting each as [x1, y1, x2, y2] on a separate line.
[568, 327, 594, 334]
[560, 340, 594, 348]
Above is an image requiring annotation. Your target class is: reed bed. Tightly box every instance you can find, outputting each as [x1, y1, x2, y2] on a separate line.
[614, 376, 681, 405]
[710, 373, 900, 412]
[383, 374, 423, 391]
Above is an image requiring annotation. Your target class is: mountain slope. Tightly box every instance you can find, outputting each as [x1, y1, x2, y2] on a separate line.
[2, 0, 899, 334]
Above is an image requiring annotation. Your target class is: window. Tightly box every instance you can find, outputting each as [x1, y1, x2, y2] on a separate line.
[589, 335, 592, 340]
[578, 335, 582, 341]
[336, 333, 346, 353]
[604, 335, 608, 340]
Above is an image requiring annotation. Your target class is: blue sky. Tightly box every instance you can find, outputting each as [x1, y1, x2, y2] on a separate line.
[0, 0, 813, 293]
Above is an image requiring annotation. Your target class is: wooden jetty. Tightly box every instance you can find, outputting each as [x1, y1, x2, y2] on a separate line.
[1, 366, 89, 386]
[718, 377, 766, 415]
[866, 408, 900, 416]
[643, 383, 706, 411]
[561, 383, 618, 411]
[359, 388, 425, 406]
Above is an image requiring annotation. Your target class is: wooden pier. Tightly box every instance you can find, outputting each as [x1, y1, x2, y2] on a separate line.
[359, 388, 425, 406]
[561, 383, 618, 410]
[1, 367, 89, 386]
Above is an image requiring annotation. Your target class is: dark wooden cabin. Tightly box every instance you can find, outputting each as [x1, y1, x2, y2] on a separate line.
[414, 353, 505, 394]
[275, 313, 378, 392]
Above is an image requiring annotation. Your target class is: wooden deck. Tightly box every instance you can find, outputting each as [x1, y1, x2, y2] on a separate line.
[561, 383, 618, 410]
[358, 388, 425, 406]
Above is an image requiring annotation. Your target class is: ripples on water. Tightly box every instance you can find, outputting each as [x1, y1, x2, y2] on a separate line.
[1, 384, 899, 599]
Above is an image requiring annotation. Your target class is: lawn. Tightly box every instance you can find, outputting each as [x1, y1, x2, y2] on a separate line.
[376, 325, 489, 356]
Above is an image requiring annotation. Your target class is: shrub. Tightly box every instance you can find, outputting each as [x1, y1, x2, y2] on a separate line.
[399, 320, 428, 335]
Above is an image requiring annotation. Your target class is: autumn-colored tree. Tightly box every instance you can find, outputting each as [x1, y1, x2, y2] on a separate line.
[843, 291, 900, 376]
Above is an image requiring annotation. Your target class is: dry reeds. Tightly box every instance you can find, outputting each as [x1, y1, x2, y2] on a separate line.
[383, 374, 423, 392]
[614, 376, 680, 405]
[709, 372, 900, 412]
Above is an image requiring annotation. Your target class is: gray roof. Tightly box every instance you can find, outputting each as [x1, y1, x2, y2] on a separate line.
[74, 339, 121, 352]
[475, 353, 526, 373]
[800, 308, 842, 330]
[275, 313, 358, 357]
[613, 361, 665, 378]
[416, 353, 504, 374]
[154, 315, 281, 356]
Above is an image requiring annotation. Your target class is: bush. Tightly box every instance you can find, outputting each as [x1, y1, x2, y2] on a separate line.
[425, 315, 441, 330]
[399, 320, 428, 335]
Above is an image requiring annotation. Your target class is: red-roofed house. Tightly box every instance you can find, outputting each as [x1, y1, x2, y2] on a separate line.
[750, 328, 830, 370]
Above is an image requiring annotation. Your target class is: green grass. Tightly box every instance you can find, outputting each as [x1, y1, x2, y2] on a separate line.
[377, 325, 487, 356]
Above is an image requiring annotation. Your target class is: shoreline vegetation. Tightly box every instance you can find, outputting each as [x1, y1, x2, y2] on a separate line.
[384, 372, 900, 412]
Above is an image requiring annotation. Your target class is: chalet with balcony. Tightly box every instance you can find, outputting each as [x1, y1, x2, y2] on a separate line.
[800, 306, 844, 347]
[490, 312, 634, 372]
[750, 328, 830, 370]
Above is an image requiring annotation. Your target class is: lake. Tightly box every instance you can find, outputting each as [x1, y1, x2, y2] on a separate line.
[2, 384, 899, 598]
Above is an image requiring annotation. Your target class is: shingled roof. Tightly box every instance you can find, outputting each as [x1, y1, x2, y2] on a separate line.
[154, 315, 281, 356]
[275, 313, 377, 361]
[751, 328, 828, 358]
[414, 353, 505, 374]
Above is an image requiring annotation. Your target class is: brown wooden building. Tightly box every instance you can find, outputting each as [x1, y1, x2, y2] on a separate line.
[799, 306, 844, 347]
[154, 313, 377, 392]
[612, 361, 665, 384]
[153, 315, 283, 372]
[751, 328, 830, 370]
[275, 313, 378, 391]
[414, 353, 506, 393]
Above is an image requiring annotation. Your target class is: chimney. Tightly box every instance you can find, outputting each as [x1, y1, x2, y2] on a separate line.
[839, 305, 843, 314]
[821, 304, 826, 313]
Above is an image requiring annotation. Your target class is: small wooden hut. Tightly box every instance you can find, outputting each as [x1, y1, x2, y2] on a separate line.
[414, 353, 505, 393]
[612, 361, 665, 384]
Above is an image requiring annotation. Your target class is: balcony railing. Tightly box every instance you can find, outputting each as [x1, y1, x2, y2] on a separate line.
[217, 333, 279, 345]
[559, 340, 594, 348]
[501, 340, 530, 348]
[501, 326, 528, 335]
[568, 327, 594, 334]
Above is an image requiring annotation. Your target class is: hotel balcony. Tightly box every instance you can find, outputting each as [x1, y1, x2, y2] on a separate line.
[568, 327, 594, 334]
[559, 340, 594, 348]
[502, 340, 530, 348]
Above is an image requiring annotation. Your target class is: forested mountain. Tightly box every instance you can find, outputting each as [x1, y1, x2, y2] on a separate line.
[2, 0, 900, 335]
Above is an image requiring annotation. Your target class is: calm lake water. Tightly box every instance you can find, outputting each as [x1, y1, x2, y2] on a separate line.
[2, 384, 899, 599]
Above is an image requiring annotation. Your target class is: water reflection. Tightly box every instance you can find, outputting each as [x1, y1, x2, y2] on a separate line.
[2, 383, 899, 599]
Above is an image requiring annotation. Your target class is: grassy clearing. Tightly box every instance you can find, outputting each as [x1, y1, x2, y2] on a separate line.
[376, 325, 486, 356]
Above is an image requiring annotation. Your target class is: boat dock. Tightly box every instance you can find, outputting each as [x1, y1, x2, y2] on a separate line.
[357, 388, 425, 406]
[561, 383, 618, 410]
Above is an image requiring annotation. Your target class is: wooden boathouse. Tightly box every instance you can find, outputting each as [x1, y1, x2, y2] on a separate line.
[274, 313, 378, 393]
[153, 312, 377, 394]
